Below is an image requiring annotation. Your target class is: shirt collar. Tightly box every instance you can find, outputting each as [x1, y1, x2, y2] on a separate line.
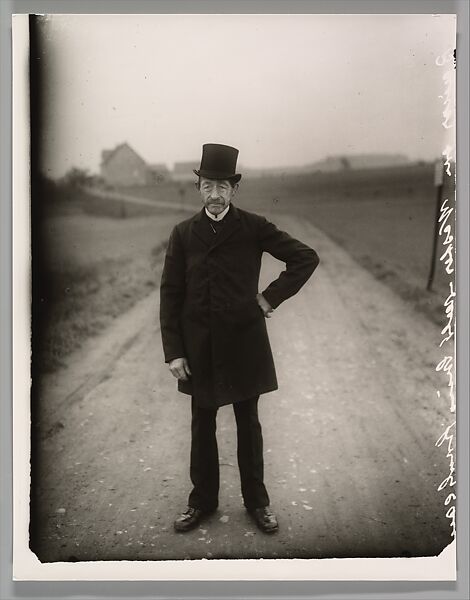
[205, 204, 231, 222]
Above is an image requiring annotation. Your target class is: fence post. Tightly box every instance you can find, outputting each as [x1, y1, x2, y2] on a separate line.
[427, 159, 444, 291]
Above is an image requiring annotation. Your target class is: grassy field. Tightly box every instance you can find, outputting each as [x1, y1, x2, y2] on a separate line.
[35, 163, 454, 372]
[235, 164, 454, 326]
[34, 186, 185, 372]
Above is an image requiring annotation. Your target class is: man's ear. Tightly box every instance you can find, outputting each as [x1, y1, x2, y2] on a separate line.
[232, 183, 239, 194]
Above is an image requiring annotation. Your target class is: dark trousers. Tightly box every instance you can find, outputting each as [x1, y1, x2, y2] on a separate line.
[188, 396, 270, 512]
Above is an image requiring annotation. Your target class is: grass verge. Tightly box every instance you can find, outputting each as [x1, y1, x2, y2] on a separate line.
[37, 241, 167, 373]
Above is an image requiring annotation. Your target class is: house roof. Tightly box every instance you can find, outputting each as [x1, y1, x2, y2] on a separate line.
[101, 149, 114, 162]
[101, 142, 146, 166]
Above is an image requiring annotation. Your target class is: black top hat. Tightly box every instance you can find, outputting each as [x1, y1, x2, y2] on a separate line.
[193, 143, 242, 183]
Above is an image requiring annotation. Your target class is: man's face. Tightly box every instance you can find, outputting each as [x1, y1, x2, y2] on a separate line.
[198, 177, 238, 216]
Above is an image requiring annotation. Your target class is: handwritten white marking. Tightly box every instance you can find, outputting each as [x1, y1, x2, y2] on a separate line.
[435, 50, 456, 542]
[438, 199, 455, 275]
[436, 356, 455, 413]
[435, 421, 457, 538]
[436, 48, 455, 129]
[442, 145, 453, 176]
[439, 282, 456, 348]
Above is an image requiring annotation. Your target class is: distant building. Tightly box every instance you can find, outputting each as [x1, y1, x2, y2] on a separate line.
[147, 163, 170, 184]
[172, 161, 200, 182]
[311, 154, 409, 173]
[100, 143, 151, 187]
[100, 143, 171, 187]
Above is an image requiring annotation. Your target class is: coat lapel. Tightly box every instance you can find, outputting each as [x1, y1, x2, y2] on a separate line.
[209, 204, 241, 251]
[192, 208, 214, 247]
[191, 204, 241, 250]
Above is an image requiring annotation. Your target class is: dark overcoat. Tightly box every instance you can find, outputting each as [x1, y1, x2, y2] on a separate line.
[159, 204, 319, 408]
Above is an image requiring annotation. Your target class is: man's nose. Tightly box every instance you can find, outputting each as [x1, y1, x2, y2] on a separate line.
[209, 188, 219, 199]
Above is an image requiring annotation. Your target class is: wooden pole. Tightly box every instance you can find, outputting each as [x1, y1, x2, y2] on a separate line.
[427, 160, 444, 291]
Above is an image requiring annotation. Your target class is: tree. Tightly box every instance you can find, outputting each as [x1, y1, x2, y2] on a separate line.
[60, 167, 92, 188]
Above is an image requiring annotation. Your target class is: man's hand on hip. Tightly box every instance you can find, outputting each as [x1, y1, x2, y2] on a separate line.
[169, 357, 191, 381]
[256, 293, 273, 318]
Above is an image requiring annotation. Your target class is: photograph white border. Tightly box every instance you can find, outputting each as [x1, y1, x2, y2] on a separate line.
[9, 6, 463, 587]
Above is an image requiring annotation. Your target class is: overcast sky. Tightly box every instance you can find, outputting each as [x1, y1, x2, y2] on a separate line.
[37, 14, 455, 178]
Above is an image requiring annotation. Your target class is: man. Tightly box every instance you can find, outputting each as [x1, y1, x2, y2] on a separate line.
[160, 143, 319, 534]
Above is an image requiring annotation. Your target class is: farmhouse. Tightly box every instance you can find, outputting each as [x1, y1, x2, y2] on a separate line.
[100, 143, 170, 187]
[100, 143, 149, 187]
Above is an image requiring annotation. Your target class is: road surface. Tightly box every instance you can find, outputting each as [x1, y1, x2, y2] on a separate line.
[32, 214, 454, 562]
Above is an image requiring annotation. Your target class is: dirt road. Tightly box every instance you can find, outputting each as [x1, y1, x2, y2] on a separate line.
[32, 214, 454, 561]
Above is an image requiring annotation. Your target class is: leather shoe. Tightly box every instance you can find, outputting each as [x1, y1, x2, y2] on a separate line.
[248, 506, 279, 533]
[174, 507, 214, 533]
